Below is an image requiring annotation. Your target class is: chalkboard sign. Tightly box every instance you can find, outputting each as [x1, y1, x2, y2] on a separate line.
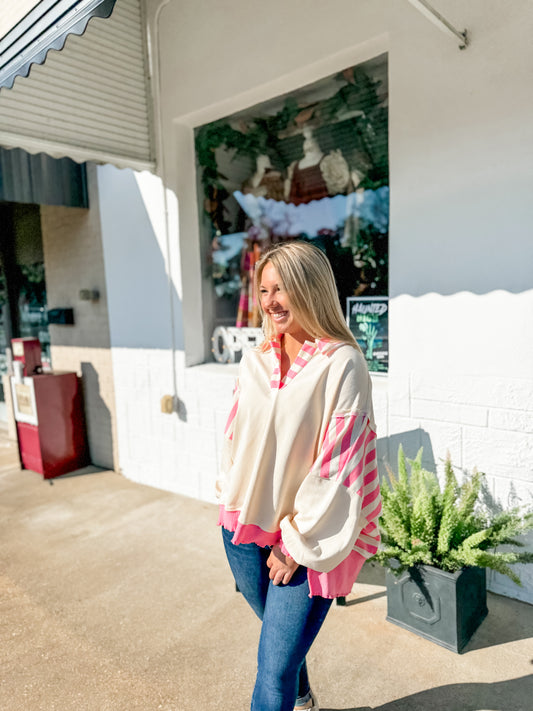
[346, 296, 388, 373]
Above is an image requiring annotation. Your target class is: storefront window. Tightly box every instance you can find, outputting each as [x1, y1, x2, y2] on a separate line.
[195, 53, 388, 371]
[18, 261, 50, 365]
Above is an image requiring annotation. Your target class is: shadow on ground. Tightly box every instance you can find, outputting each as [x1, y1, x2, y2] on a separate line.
[47, 464, 107, 481]
[465, 592, 533, 652]
[323, 671, 533, 710]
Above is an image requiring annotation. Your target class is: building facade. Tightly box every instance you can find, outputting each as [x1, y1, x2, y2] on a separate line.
[0, 0, 532, 603]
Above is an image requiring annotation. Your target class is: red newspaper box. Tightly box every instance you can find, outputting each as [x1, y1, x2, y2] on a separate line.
[11, 371, 89, 479]
[10, 338, 89, 478]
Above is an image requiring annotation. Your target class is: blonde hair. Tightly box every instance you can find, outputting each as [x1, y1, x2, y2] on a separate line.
[255, 241, 360, 351]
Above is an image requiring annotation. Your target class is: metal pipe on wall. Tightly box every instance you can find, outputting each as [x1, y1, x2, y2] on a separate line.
[406, 0, 469, 49]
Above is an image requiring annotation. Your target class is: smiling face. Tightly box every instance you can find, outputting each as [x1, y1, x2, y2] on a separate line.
[259, 261, 309, 341]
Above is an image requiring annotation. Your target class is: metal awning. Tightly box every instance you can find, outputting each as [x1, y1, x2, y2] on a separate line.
[0, 0, 117, 90]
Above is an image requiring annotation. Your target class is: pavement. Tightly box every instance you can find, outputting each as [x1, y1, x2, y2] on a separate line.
[1, 433, 532, 711]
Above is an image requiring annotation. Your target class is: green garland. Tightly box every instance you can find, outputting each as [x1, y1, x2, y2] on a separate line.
[194, 66, 388, 204]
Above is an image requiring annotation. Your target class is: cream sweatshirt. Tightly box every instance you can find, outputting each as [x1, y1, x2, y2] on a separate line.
[217, 338, 381, 582]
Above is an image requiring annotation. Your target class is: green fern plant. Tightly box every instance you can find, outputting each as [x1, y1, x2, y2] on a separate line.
[373, 446, 533, 585]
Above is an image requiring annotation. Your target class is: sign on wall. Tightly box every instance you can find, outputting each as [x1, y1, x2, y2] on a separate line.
[347, 296, 388, 373]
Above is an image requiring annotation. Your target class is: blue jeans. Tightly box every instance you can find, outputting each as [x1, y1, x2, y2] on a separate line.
[222, 526, 333, 711]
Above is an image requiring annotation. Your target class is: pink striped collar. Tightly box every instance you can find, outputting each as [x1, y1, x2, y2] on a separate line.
[269, 336, 339, 390]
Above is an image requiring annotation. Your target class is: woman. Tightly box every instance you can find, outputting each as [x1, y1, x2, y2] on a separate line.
[217, 241, 381, 711]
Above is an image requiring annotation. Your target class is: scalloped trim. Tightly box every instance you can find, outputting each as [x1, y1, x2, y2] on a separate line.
[0, 0, 117, 90]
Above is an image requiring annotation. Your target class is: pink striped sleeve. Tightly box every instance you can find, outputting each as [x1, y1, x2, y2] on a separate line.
[224, 379, 240, 441]
[335, 411, 381, 559]
[279, 408, 381, 580]
[305, 414, 381, 597]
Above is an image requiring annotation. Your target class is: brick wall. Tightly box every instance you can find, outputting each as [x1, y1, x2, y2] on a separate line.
[384, 369, 533, 604]
[111, 347, 238, 502]
[40, 167, 117, 470]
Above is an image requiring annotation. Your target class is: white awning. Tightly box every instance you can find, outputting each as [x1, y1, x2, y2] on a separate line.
[0, 1, 117, 89]
[0, 0, 154, 170]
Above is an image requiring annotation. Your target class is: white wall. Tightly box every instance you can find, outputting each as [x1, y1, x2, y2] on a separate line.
[389, 292, 533, 601]
[96, 165, 180, 351]
[101, 0, 533, 601]
[385, 2, 533, 601]
[97, 164, 238, 500]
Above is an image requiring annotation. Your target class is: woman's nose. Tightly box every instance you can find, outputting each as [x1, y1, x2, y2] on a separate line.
[263, 292, 277, 309]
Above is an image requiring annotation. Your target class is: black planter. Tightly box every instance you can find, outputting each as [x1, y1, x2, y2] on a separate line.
[385, 564, 488, 653]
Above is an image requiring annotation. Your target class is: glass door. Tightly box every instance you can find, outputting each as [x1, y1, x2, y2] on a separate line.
[0, 202, 50, 421]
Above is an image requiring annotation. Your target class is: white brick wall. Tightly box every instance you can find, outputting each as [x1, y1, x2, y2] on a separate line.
[386, 291, 533, 603]
[111, 347, 238, 503]
[412, 372, 533, 412]
[412, 399, 488, 428]
[373, 376, 533, 603]
[489, 409, 533, 434]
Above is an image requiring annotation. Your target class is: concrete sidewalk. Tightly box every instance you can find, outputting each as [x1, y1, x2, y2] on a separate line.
[1, 436, 532, 711]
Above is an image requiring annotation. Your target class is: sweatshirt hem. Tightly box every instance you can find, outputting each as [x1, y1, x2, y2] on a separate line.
[218, 505, 365, 598]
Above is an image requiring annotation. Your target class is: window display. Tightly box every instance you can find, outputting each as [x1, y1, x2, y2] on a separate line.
[195, 54, 389, 369]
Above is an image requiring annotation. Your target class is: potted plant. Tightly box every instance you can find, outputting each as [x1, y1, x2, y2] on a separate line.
[373, 446, 533, 653]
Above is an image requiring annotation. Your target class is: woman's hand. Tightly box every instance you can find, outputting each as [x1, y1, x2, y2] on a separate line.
[266, 545, 299, 585]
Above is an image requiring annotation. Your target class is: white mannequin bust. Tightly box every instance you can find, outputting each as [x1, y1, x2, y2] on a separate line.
[297, 126, 324, 169]
[350, 168, 364, 189]
[250, 154, 273, 188]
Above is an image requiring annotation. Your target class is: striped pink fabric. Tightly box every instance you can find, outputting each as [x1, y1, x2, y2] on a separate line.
[218, 507, 281, 548]
[224, 381, 240, 441]
[307, 550, 367, 598]
[270, 337, 318, 389]
[306, 409, 381, 595]
[284, 353, 314, 384]
[269, 339, 283, 389]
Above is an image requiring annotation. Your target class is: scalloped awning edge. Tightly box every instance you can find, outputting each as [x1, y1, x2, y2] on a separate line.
[0, 0, 117, 90]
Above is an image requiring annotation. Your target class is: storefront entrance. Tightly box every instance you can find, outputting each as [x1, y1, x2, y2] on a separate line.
[0, 146, 88, 422]
[0, 202, 50, 421]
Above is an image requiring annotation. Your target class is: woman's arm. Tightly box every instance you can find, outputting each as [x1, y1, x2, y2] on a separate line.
[279, 407, 381, 573]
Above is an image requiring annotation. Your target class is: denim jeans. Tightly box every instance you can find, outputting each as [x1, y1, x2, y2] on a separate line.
[222, 526, 333, 711]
